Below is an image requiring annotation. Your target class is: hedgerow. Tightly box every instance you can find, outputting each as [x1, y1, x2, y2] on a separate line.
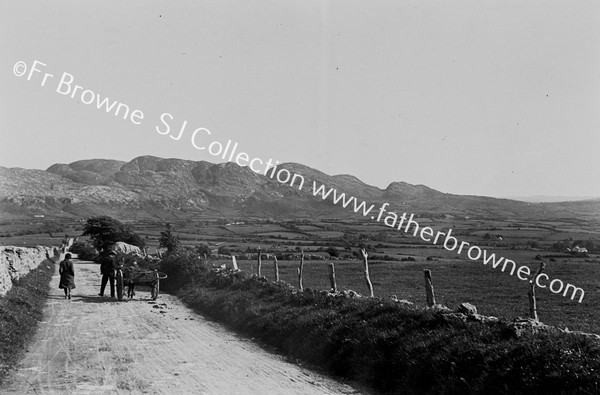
[0, 261, 54, 385]
[161, 258, 600, 394]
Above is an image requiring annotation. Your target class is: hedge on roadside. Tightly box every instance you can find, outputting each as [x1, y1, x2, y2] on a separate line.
[0, 260, 54, 385]
[161, 255, 600, 394]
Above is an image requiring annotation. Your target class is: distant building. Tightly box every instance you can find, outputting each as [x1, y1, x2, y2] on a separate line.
[572, 246, 588, 254]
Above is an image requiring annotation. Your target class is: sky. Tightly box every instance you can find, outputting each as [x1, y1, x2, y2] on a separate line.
[1, 0, 599, 199]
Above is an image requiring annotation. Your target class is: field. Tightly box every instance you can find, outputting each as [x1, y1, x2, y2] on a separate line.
[1, 214, 599, 333]
[232, 258, 600, 334]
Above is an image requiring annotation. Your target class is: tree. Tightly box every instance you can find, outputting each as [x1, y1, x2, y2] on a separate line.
[341, 232, 359, 249]
[217, 245, 232, 256]
[69, 240, 98, 260]
[159, 223, 180, 254]
[82, 216, 145, 251]
[552, 240, 569, 252]
[326, 246, 340, 258]
[195, 243, 212, 258]
[576, 239, 598, 253]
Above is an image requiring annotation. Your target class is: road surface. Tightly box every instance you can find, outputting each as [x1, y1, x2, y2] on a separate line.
[2, 260, 363, 394]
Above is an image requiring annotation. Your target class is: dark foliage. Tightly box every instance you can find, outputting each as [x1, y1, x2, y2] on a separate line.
[326, 246, 340, 258]
[69, 240, 97, 260]
[158, 223, 180, 254]
[158, 247, 208, 292]
[0, 260, 54, 384]
[194, 243, 212, 258]
[82, 215, 145, 251]
[217, 245, 232, 256]
[163, 255, 600, 394]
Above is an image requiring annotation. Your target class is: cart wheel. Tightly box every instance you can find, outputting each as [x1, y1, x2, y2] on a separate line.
[151, 280, 159, 300]
[116, 270, 124, 301]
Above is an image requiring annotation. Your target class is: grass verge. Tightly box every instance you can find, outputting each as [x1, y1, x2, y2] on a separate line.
[173, 269, 600, 394]
[0, 259, 54, 384]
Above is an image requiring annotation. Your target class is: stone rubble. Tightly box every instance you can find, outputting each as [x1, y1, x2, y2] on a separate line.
[458, 302, 478, 315]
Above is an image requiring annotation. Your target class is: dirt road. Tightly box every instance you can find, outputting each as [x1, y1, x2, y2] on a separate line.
[2, 261, 363, 394]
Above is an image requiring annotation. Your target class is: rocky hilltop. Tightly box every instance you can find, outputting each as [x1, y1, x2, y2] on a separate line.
[0, 156, 598, 221]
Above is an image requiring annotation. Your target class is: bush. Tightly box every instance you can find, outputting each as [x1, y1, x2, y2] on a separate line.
[326, 246, 340, 258]
[69, 240, 97, 260]
[370, 254, 400, 261]
[159, 247, 208, 291]
[158, 223, 180, 254]
[552, 240, 570, 252]
[218, 245, 232, 256]
[195, 243, 212, 258]
[41, 220, 64, 235]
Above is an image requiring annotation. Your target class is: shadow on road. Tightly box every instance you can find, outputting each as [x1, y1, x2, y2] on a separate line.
[67, 295, 158, 304]
[72, 295, 123, 304]
[72, 259, 98, 265]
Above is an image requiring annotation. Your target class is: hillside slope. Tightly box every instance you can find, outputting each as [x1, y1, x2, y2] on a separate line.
[1, 156, 598, 221]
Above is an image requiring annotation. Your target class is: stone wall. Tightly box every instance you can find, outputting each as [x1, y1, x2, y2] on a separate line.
[0, 246, 56, 296]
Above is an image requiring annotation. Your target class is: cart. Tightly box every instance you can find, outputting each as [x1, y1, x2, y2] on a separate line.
[115, 267, 167, 301]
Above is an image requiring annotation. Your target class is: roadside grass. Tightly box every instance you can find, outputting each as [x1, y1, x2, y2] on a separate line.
[0, 259, 54, 385]
[174, 268, 600, 394]
[231, 258, 600, 334]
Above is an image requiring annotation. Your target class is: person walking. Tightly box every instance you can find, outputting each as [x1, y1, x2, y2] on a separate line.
[99, 250, 117, 298]
[58, 253, 76, 300]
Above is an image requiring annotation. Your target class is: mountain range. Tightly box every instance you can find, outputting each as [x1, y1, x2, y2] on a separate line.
[0, 156, 598, 222]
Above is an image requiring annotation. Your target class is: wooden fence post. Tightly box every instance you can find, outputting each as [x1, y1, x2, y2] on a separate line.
[528, 261, 546, 322]
[231, 255, 238, 271]
[424, 269, 436, 307]
[328, 263, 337, 292]
[360, 249, 374, 297]
[274, 256, 280, 282]
[298, 250, 304, 291]
[257, 247, 262, 277]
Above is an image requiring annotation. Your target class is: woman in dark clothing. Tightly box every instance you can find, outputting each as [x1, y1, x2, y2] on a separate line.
[59, 253, 76, 299]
